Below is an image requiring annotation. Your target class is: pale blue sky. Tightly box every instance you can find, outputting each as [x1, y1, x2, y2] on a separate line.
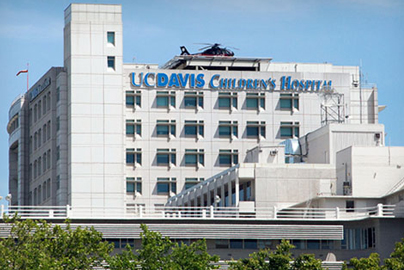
[0, 0, 403, 199]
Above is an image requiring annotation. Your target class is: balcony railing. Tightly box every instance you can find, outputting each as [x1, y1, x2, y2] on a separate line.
[0, 203, 396, 220]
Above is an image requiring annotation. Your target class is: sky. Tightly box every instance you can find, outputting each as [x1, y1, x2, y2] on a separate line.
[0, 0, 403, 200]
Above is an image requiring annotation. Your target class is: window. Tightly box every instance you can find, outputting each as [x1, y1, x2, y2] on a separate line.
[43, 153, 47, 173]
[29, 136, 32, 154]
[126, 119, 141, 136]
[246, 121, 266, 139]
[126, 177, 142, 194]
[47, 150, 51, 169]
[184, 149, 204, 167]
[218, 92, 237, 110]
[107, 56, 115, 70]
[107, 31, 115, 45]
[47, 179, 50, 198]
[56, 87, 60, 102]
[34, 160, 37, 179]
[280, 93, 299, 110]
[126, 148, 142, 166]
[218, 121, 238, 139]
[38, 157, 42, 176]
[57, 175, 60, 190]
[38, 129, 42, 147]
[43, 96, 47, 115]
[215, 239, 229, 249]
[246, 93, 265, 110]
[184, 177, 205, 190]
[38, 185, 42, 204]
[43, 181, 47, 201]
[56, 116, 60, 131]
[157, 177, 177, 195]
[34, 104, 38, 122]
[346, 200, 355, 212]
[156, 149, 176, 166]
[47, 120, 51, 139]
[34, 132, 38, 150]
[184, 92, 203, 109]
[56, 146, 60, 161]
[156, 91, 175, 108]
[280, 121, 300, 138]
[184, 120, 204, 138]
[43, 124, 47, 143]
[47, 92, 50, 111]
[342, 227, 375, 250]
[126, 91, 141, 108]
[156, 120, 176, 138]
[219, 149, 238, 166]
[230, 240, 243, 249]
[38, 100, 42, 118]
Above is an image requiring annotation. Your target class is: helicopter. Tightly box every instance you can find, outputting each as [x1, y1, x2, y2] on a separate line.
[180, 43, 236, 57]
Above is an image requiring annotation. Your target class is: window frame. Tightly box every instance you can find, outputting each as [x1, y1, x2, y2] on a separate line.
[184, 91, 203, 109]
[280, 93, 299, 110]
[126, 90, 141, 108]
[246, 92, 265, 110]
[107, 56, 115, 70]
[126, 148, 142, 166]
[184, 149, 205, 167]
[126, 177, 142, 194]
[184, 120, 204, 138]
[246, 121, 266, 139]
[156, 148, 176, 166]
[156, 120, 176, 138]
[218, 92, 237, 110]
[218, 120, 238, 139]
[280, 121, 300, 139]
[156, 177, 177, 195]
[107, 31, 115, 45]
[156, 91, 175, 109]
[126, 119, 142, 136]
[218, 149, 239, 167]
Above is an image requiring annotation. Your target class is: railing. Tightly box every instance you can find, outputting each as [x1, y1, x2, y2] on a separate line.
[0, 204, 396, 220]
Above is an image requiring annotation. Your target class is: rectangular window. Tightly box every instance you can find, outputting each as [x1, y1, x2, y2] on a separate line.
[156, 120, 176, 138]
[126, 119, 141, 136]
[280, 121, 300, 139]
[184, 120, 204, 138]
[126, 148, 142, 166]
[218, 92, 237, 110]
[184, 177, 205, 190]
[126, 177, 142, 194]
[126, 91, 141, 108]
[156, 149, 176, 166]
[56, 146, 60, 161]
[244, 240, 258, 249]
[184, 149, 204, 167]
[280, 93, 299, 110]
[246, 93, 265, 110]
[56, 116, 60, 131]
[215, 239, 229, 249]
[218, 121, 238, 139]
[107, 32, 115, 45]
[246, 121, 266, 139]
[219, 149, 238, 166]
[157, 177, 177, 195]
[230, 239, 243, 249]
[56, 87, 60, 102]
[184, 92, 203, 109]
[156, 91, 175, 108]
[107, 56, 115, 70]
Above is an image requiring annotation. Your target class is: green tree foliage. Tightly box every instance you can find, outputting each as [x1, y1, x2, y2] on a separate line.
[346, 253, 382, 270]
[229, 240, 323, 270]
[0, 216, 112, 270]
[385, 238, 404, 270]
[108, 224, 219, 270]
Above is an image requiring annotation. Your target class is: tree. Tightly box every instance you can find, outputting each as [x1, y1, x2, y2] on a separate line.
[0, 216, 112, 270]
[384, 238, 404, 270]
[347, 253, 383, 270]
[108, 224, 219, 270]
[229, 240, 323, 270]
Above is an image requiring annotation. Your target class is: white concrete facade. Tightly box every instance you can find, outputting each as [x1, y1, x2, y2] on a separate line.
[8, 3, 384, 214]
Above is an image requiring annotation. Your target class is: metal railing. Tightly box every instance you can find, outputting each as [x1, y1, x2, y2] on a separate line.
[0, 203, 396, 220]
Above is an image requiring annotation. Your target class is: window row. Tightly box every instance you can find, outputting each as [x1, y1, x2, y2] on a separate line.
[126, 120, 300, 139]
[126, 148, 239, 167]
[30, 150, 52, 180]
[126, 177, 205, 196]
[126, 91, 300, 111]
[30, 91, 51, 125]
[30, 120, 52, 153]
[30, 178, 51, 206]
[215, 239, 336, 250]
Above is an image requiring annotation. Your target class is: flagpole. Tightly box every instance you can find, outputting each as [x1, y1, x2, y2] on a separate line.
[27, 63, 29, 91]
